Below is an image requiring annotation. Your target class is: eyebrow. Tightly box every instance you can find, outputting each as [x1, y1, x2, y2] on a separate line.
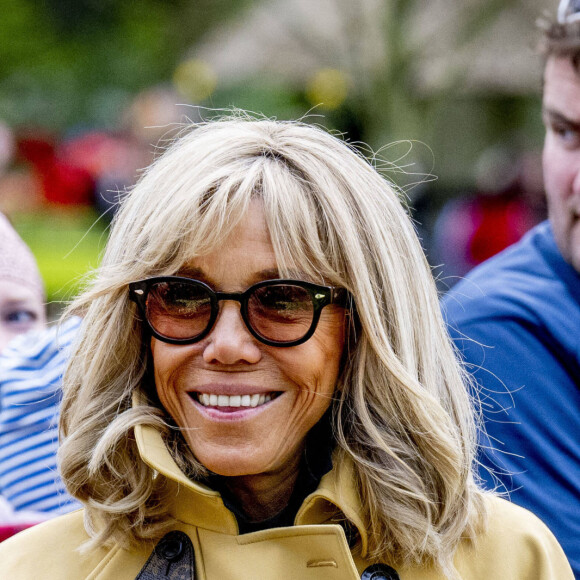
[0, 297, 38, 307]
[543, 108, 580, 131]
[176, 265, 205, 279]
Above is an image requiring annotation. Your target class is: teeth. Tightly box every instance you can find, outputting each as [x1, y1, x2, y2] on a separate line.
[196, 393, 275, 408]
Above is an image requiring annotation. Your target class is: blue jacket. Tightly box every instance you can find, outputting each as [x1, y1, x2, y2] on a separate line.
[442, 221, 580, 578]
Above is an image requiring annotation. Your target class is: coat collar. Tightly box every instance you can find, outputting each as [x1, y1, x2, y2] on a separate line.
[133, 406, 369, 556]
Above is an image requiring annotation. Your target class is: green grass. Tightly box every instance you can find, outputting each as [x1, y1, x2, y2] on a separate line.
[12, 209, 109, 303]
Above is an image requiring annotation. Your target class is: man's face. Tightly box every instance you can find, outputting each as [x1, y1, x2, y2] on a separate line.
[542, 55, 580, 273]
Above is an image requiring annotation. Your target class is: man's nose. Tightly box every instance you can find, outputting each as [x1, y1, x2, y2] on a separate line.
[573, 161, 580, 196]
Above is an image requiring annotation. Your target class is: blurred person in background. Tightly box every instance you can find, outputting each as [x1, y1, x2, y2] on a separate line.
[0, 122, 92, 217]
[15, 133, 94, 208]
[60, 86, 187, 219]
[0, 212, 45, 352]
[432, 147, 545, 285]
[0, 212, 79, 532]
[442, 1, 580, 576]
[0, 122, 40, 219]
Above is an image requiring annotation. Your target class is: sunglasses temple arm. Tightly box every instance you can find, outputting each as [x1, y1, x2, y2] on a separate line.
[331, 287, 350, 306]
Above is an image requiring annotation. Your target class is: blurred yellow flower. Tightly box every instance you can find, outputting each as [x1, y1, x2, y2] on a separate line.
[173, 59, 217, 102]
[306, 68, 349, 110]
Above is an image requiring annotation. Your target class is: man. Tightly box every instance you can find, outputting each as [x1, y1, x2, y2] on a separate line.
[442, 1, 580, 576]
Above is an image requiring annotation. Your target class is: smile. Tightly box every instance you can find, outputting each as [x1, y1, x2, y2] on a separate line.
[191, 392, 279, 408]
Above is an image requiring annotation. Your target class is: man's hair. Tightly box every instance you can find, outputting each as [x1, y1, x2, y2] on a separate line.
[59, 114, 487, 577]
[538, 13, 580, 71]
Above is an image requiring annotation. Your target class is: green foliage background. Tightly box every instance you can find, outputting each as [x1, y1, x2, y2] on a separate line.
[12, 210, 108, 303]
[1, 0, 550, 303]
[0, 0, 253, 129]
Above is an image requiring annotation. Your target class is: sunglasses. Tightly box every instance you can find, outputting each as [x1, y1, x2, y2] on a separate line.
[558, 0, 580, 24]
[129, 276, 349, 347]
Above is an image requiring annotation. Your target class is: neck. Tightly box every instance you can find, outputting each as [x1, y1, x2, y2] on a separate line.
[218, 452, 303, 522]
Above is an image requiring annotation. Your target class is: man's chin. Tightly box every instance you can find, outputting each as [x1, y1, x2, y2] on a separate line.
[569, 253, 580, 274]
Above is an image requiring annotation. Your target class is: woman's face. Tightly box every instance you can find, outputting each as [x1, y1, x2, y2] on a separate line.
[0, 280, 45, 353]
[151, 200, 346, 480]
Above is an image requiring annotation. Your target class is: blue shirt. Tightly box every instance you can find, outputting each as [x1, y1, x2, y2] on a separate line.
[0, 317, 81, 515]
[442, 221, 580, 578]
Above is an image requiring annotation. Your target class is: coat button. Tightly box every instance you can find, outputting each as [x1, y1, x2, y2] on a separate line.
[159, 537, 184, 562]
[361, 563, 400, 580]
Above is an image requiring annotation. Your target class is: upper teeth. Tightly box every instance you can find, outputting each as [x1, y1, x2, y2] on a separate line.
[196, 393, 273, 408]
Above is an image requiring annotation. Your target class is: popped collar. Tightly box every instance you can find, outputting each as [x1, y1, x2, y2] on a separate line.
[134, 416, 370, 557]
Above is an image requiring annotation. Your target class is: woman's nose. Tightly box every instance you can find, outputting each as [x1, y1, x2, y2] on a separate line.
[202, 301, 261, 365]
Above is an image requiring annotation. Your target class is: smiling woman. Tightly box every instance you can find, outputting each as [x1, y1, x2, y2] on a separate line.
[149, 200, 346, 517]
[0, 116, 573, 579]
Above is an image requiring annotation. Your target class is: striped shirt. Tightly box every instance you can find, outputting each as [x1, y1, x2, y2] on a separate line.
[0, 317, 81, 515]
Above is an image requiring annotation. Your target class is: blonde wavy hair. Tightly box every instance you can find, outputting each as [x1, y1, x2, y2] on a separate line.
[59, 114, 487, 576]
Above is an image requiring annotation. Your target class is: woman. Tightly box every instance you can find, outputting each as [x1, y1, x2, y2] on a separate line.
[0, 117, 572, 579]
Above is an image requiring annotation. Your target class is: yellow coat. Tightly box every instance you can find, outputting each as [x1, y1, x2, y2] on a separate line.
[0, 423, 573, 579]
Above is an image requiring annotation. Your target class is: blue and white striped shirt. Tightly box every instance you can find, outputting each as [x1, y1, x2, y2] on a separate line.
[0, 317, 81, 515]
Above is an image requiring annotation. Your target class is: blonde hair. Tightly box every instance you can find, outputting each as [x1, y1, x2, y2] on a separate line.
[60, 115, 486, 575]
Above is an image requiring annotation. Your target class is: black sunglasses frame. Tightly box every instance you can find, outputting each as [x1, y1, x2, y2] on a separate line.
[129, 276, 349, 347]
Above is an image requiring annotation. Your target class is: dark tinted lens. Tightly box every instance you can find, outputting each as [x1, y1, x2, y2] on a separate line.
[146, 280, 212, 340]
[248, 284, 314, 343]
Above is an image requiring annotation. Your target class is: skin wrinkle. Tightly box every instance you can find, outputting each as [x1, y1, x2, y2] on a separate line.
[152, 199, 347, 521]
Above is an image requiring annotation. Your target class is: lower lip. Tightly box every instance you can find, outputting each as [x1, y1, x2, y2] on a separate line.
[189, 394, 278, 421]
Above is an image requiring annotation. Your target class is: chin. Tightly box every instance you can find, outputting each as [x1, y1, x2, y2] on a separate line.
[563, 235, 580, 274]
[569, 254, 580, 274]
[193, 449, 270, 478]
